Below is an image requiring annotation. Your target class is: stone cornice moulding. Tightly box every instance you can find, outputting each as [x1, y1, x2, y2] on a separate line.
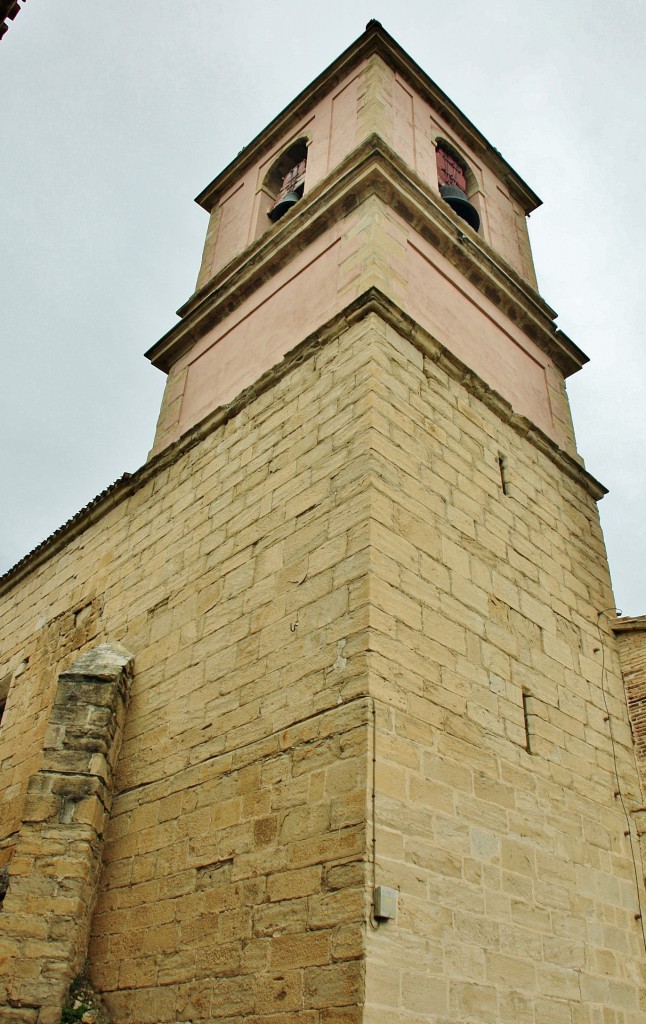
[194, 21, 541, 217]
[183, 136, 554, 326]
[353, 290, 603, 501]
[613, 617, 646, 633]
[0, 288, 606, 600]
[147, 135, 585, 378]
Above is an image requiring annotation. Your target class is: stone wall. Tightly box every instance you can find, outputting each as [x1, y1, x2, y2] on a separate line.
[0, 305, 644, 1022]
[614, 616, 646, 908]
[358, 317, 646, 1023]
[0, 314, 380, 1023]
[0, 643, 133, 1024]
[614, 618, 646, 784]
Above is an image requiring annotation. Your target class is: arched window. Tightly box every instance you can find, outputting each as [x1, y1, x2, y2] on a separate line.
[436, 144, 468, 193]
[265, 139, 308, 223]
[435, 141, 480, 233]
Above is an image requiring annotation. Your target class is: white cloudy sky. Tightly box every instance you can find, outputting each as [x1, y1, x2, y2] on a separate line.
[1, 1, 644, 614]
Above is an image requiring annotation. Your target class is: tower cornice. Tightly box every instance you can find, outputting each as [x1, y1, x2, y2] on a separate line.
[147, 134, 585, 379]
[1, 286, 606, 599]
[194, 21, 541, 218]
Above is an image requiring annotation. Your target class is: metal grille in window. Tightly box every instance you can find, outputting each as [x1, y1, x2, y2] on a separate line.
[436, 147, 467, 193]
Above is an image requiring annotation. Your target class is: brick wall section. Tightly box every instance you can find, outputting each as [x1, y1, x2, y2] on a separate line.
[613, 618, 646, 897]
[614, 619, 646, 780]
[0, 643, 133, 1024]
[0, 312, 644, 1022]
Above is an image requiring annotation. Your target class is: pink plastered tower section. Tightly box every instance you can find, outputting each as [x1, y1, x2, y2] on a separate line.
[146, 27, 583, 464]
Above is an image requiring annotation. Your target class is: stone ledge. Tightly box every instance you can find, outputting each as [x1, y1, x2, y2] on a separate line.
[613, 616, 646, 633]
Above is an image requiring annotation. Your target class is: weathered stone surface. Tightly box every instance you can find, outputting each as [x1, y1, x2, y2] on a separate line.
[0, 642, 133, 1021]
[1, 313, 643, 1023]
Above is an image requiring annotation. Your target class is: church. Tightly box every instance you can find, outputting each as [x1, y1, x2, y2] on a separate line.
[1, 21, 645, 1024]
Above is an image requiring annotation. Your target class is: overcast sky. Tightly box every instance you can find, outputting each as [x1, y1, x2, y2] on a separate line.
[1, 1, 644, 615]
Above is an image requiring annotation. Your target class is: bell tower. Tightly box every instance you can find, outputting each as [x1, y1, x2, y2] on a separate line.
[136, 21, 646, 1020]
[146, 21, 582, 465]
[1, 21, 644, 1024]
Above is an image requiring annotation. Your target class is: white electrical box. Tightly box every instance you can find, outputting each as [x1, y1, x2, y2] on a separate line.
[373, 885, 398, 920]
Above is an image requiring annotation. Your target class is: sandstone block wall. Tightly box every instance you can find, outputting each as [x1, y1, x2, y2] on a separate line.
[359, 318, 646, 1023]
[0, 643, 133, 1024]
[0, 309, 644, 1023]
[0, 317, 382, 1023]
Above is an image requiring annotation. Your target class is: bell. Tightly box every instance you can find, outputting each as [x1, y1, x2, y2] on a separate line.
[269, 190, 301, 222]
[439, 184, 480, 232]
